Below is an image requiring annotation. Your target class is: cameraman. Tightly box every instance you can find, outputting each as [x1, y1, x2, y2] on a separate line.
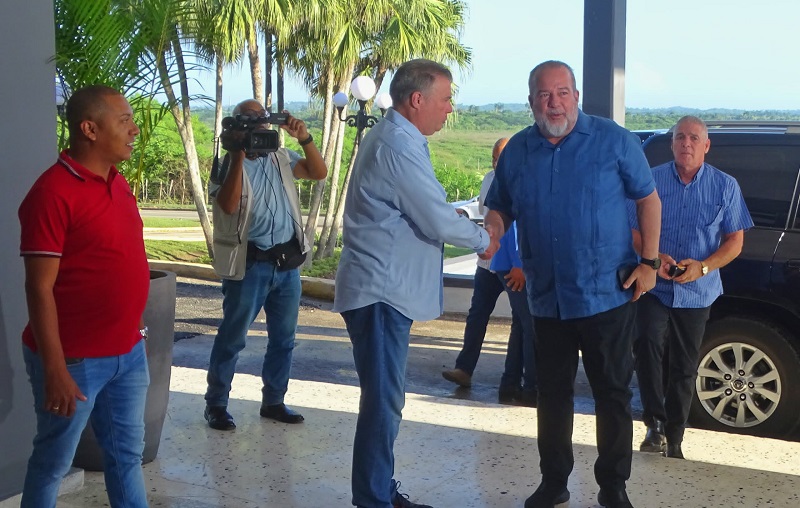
[203, 99, 326, 431]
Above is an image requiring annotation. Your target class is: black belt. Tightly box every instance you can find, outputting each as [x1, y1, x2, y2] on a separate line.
[247, 240, 291, 264]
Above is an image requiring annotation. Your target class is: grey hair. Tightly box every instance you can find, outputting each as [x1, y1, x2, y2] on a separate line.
[389, 59, 453, 104]
[672, 115, 708, 138]
[528, 60, 577, 93]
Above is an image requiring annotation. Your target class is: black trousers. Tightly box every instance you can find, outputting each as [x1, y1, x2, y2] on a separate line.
[633, 294, 710, 443]
[534, 302, 635, 492]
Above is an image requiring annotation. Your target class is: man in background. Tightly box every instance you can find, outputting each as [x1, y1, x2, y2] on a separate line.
[630, 116, 752, 459]
[19, 84, 150, 507]
[203, 99, 327, 430]
[442, 137, 537, 405]
[334, 59, 498, 508]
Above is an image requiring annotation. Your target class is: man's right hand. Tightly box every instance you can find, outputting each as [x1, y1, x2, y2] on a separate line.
[44, 365, 87, 418]
[478, 223, 501, 260]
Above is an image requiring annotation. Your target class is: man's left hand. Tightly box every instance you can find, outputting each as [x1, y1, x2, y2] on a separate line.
[626, 263, 657, 302]
[673, 258, 704, 283]
[504, 267, 526, 291]
[281, 111, 310, 141]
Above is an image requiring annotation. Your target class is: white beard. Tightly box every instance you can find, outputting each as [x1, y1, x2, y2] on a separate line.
[534, 109, 577, 139]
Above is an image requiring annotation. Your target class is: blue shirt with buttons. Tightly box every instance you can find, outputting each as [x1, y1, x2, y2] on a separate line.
[486, 111, 655, 319]
[627, 161, 753, 308]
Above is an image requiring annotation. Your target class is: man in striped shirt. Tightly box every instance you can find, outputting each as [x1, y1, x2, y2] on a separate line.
[628, 116, 753, 460]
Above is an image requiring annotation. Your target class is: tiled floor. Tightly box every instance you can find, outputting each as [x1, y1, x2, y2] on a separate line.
[54, 282, 800, 507]
[57, 368, 800, 507]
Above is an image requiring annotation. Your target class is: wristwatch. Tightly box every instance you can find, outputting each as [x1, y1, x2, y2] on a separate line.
[700, 262, 709, 276]
[140, 326, 149, 341]
[640, 257, 661, 270]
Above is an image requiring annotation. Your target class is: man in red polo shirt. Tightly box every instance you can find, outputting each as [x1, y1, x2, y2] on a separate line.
[18, 85, 150, 507]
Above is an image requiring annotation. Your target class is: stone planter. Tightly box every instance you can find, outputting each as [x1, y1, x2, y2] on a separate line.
[72, 270, 177, 471]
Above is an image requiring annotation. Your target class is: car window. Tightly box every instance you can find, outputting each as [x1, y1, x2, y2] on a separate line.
[644, 135, 800, 229]
[705, 146, 799, 229]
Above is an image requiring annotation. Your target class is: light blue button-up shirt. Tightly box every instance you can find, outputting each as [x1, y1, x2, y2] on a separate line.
[628, 161, 753, 308]
[487, 111, 655, 319]
[333, 108, 489, 321]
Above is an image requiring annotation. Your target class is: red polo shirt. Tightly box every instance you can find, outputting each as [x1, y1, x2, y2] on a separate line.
[18, 151, 150, 357]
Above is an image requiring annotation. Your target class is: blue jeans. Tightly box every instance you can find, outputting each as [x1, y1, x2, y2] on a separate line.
[206, 260, 301, 407]
[341, 303, 413, 508]
[22, 340, 149, 508]
[454, 266, 504, 375]
[496, 270, 537, 391]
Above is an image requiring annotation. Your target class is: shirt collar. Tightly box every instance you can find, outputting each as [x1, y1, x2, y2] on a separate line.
[58, 150, 120, 183]
[385, 108, 428, 148]
[669, 160, 707, 185]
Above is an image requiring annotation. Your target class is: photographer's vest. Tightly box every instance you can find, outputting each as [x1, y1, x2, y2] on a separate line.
[211, 149, 310, 280]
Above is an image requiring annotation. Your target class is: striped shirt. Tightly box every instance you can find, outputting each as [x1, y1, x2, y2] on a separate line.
[628, 161, 753, 308]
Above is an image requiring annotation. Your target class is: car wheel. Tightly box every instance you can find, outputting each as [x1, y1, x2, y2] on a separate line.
[690, 317, 800, 437]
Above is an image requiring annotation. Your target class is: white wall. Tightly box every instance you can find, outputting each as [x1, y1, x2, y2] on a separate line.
[0, 0, 57, 500]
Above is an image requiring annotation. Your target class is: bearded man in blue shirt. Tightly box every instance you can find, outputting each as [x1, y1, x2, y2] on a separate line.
[334, 59, 499, 508]
[629, 116, 753, 460]
[484, 60, 662, 508]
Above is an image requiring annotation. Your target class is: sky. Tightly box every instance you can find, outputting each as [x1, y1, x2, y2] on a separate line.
[192, 0, 800, 110]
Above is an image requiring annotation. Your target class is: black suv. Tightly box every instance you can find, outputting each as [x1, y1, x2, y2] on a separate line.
[641, 122, 800, 438]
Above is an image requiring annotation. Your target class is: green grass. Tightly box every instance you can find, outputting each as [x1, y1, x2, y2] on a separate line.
[428, 129, 518, 175]
[142, 217, 200, 228]
[444, 245, 473, 258]
[145, 240, 476, 280]
[145, 240, 212, 264]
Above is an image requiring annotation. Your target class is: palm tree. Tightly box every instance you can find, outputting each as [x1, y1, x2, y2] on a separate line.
[315, 0, 472, 259]
[191, 0, 251, 147]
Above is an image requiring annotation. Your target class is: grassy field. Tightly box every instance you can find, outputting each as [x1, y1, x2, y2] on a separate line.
[428, 129, 520, 176]
[145, 237, 474, 279]
[142, 217, 200, 228]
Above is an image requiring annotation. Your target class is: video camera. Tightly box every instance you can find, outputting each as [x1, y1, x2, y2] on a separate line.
[220, 112, 289, 156]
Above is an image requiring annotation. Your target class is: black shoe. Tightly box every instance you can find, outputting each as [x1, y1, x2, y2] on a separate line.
[204, 405, 236, 431]
[392, 481, 432, 508]
[639, 421, 666, 453]
[598, 487, 634, 508]
[260, 403, 304, 424]
[498, 385, 520, 404]
[524, 483, 570, 508]
[665, 443, 685, 459]
[516, 388, 538, 407]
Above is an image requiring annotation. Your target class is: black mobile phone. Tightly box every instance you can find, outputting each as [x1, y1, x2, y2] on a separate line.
[667, 264, 686, 278]
[617, 264, 636, 291]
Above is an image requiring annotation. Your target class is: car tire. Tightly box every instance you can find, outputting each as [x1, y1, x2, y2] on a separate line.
[689, 317, 800, 437]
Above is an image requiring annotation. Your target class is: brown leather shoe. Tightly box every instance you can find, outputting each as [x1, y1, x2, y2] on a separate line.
[442, 368, 472, 388]
[260, 403, 304, 424]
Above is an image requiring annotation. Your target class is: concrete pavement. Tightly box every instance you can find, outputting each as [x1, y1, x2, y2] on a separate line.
[52, 277, 800, 507]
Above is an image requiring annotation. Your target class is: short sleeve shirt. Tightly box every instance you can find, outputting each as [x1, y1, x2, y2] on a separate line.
[18, 152, 150, 357]
[487, 112, 655, 319]
[628, 161, 753, 308]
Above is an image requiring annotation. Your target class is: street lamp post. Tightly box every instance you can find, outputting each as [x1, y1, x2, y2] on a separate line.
[332, 76, 392, 145]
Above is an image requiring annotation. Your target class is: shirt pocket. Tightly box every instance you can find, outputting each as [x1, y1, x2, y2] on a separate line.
[697, 201, 724, 228]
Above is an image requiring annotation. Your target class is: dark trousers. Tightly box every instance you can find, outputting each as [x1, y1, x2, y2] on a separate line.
[534, 303, 635, 491]
[497, 270, 537, 391]
[454, 266, 505, 375]
[633, 294, 710, 443]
